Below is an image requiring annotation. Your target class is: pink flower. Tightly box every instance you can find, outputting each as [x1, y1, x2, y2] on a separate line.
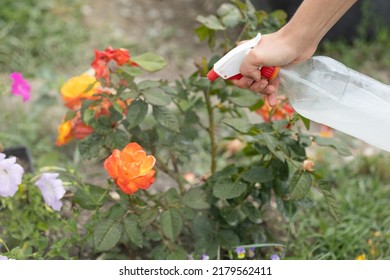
[9, 72, 31, 102]
[34, 173, 66, 211]
[0, 153, 24, 197]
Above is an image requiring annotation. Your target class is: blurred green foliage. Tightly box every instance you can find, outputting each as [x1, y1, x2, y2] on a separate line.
[0, 0, 88, 76]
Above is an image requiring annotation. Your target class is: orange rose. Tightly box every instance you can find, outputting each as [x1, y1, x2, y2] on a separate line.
[256, 97, 294, 122]
[91, 47, 137, 84]
[104, 142, 156, 194]
[56, 120, 73, 146]
[56, 112, 94, 146]
[61, 74, 101, 110]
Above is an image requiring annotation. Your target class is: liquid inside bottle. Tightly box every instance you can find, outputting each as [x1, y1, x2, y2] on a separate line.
[280, 56, 390, 152]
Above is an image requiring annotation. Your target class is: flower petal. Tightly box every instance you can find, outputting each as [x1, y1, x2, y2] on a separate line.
[139, 155, 156, 175]
[35, 173, 66, 211]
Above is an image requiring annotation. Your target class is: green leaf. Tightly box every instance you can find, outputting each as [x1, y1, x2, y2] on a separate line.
[182, 188, 210, 210]
[241, 202, 262, 223]
[139, 208, 158, 228]
[313, 136, 352, 156]
[167, 246, 187, 260]
[120, 65, 143, 77]
[123, 215, 143, 247]
[64, 110, 77, 122]
[221, 207, 240, 226]
[217, 3, 243, 28]
[242, 166, 274, 183]
[94, 219, 123, 252]
[165, 188, 180, 206]
[196, 15, 225, 30]
[262, 133, 285, 162]
[160, 209, 183, 240]
[317, 181, 342, 222]
[217, 229, 240, 248]
[78, 134, 104, 159]
[73, 184, 108, 210]
[230, 88, 261, 107]
[289, 170, 312, 200]
[221, 117, 251, 134]
[132, 52, 167, 72]
[82, 108, 95, 125]
[213, 178, 247, 199]
[125, 99, 148, 130]
[152, 106, 180, 132]
[138, 80, 161, 90]
[104, 129, 129, 150]
[194, 25, 211, 41]
[143, 87, 172, 106]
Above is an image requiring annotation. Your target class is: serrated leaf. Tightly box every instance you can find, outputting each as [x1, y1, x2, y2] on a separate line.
[125, 99, 148, 130]
[289, 170, 312, 200]
[139, 208, 158, 228]
[160, 209, 183, 240]
[104, 129, 129, 150]
[132, 52, 167, 72]
[94, 219, 123, 252]
[213, 178, 247, 199]
[221, 207, 240, 226]
[196, 15, 225, 30]
[262, 133, 286, 162]
[78, 134, 104, 159]
[318, 181, 342, 222]
[143, 87, 171, 106]
[222, 117, 251, 134]
[123, 215, 143, 247]
[242, 166, 274, 183]
[152, 106, 180, 132]
[217, 230, 240, 248]
[230, 88, 261, 107]
[183, 188, 210, 210]
[313, 136, 352, 156]
[241, 202, 262, 224]
[165, 188, 180, 206]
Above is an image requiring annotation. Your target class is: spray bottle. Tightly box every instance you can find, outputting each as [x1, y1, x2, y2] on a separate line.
[207, 33, 390, 152]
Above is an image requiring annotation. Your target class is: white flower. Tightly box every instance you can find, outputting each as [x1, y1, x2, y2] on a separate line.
[0, 153, 24, 197]
[34, 173, 66, 211]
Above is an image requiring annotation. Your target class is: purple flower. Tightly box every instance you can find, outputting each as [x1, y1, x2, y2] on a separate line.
[200, 254, 209, 260]
[270, 254, 280, 260]
[247, 247, 255, 258]
[34, 173, 66, 211]
[235, 247, 246, 259]
[0, 153, 24, 197]
[9, 72, 31, 102]
[0, 255, 9, 260]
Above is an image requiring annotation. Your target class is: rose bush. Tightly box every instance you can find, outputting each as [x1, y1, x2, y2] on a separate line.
[0, 0, 350, 260]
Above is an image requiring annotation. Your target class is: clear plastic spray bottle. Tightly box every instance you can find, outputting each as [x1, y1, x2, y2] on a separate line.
[207, 34, 390, 152]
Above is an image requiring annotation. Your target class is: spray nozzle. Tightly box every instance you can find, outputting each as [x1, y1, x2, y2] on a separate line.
[207, 33, 279, 81]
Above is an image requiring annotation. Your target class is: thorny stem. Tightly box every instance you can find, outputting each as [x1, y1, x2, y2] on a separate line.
[169, 151, 185, 195]
[203, 88, 217, 174]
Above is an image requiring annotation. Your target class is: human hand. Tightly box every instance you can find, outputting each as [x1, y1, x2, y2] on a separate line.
[231, 32, 315, 106]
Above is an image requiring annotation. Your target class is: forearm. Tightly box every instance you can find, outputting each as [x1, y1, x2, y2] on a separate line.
[280, 0, 358, 51]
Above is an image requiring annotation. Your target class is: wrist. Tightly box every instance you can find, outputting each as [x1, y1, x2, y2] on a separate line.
[277, 24, 318, 62]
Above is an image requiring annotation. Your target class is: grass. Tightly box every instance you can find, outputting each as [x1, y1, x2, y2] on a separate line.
[283, 153, 390, 259]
